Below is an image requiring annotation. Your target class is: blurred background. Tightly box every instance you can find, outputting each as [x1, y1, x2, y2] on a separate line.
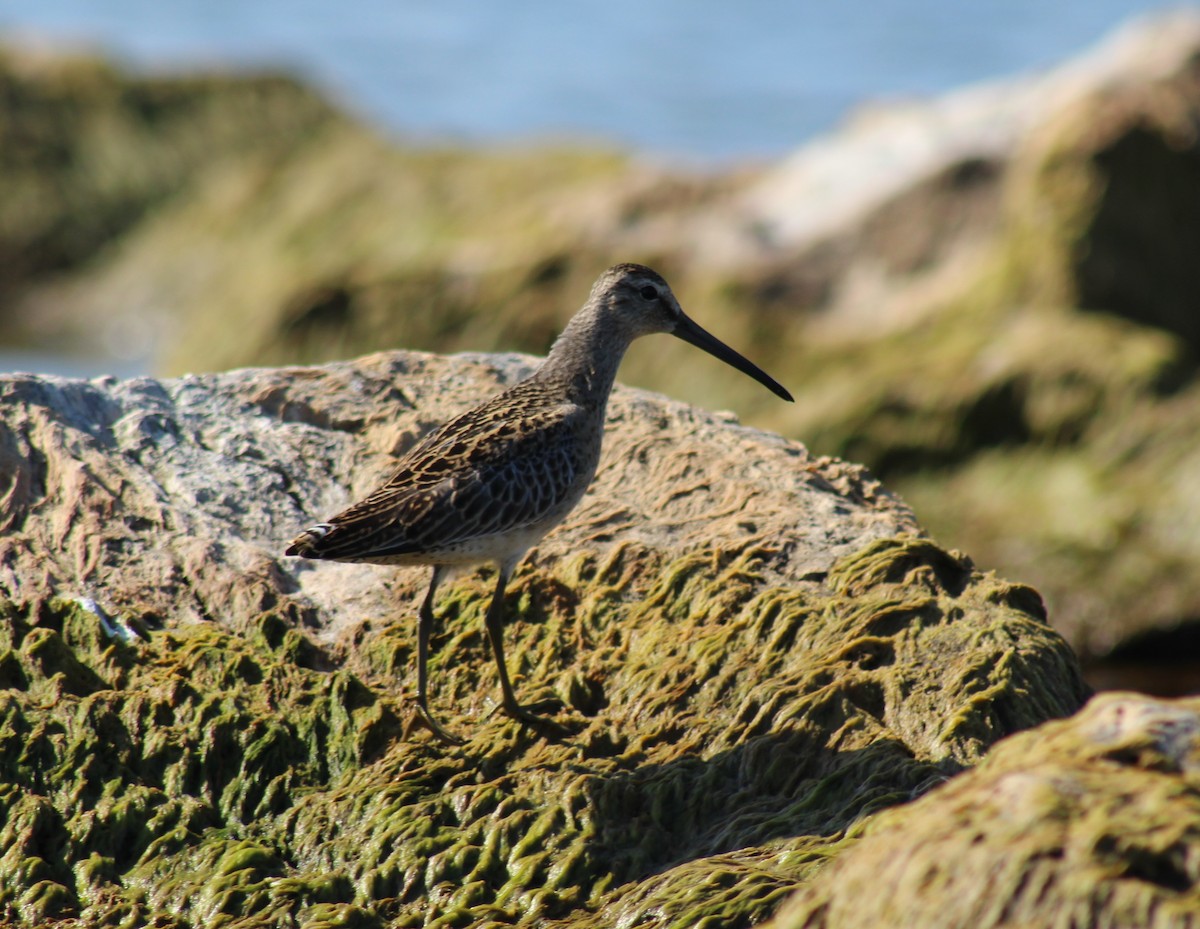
[0, 0, 1176, 161]
[1, 2, 1198, 693]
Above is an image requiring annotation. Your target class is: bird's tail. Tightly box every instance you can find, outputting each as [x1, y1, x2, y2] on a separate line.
[285, 523, 335, 558]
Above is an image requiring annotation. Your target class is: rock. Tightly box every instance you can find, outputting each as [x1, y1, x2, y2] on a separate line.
[1000, 15, 1200, 350]
[7, 15, 1200, 667]
[763, 691, 1200, 929]
[0, 354, 1086, 926]
[740, 11, 1200, 253]
[0, 43, 341, 345]
[0, 351, 911, 632]
[803, 9, 1200, 659]
[743, 11, 1200, 661]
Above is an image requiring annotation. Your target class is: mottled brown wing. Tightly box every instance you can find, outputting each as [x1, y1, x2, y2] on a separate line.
[287, 389, 585, 562]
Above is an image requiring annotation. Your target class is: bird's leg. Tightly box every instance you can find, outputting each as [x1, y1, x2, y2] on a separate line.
[484, 565, 572, 739]
[415, 565, 463, 746]
[483, 564, 529, 719]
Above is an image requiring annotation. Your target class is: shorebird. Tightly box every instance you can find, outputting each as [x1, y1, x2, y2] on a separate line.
[286, 263, 792, 744]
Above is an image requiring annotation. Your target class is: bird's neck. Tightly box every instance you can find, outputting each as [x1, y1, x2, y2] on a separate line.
[538, 304, 633, 407]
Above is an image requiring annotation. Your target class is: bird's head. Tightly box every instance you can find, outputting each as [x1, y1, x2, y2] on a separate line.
[592, 263, 793, 402]
[590, 263, 685, 338]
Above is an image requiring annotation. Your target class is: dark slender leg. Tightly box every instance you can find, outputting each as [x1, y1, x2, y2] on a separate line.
[415, 565, 463, 746]
[483, 565, 526, 716]
[483, 565, 565, 734]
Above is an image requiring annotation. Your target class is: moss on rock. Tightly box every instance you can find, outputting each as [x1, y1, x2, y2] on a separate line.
[764, 691, 1200, 929]
[0, 598, 398, 925]
[0, 535, 1085, 927]
[0, 44, 340, 311]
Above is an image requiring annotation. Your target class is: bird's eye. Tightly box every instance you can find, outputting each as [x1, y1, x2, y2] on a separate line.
[639, 285, 659, 301]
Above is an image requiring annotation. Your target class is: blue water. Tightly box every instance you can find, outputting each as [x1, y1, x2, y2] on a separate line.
[0, 0, 1188, 160]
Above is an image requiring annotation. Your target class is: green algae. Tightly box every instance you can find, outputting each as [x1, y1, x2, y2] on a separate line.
[0, 598, 397, 926]
[305, 537, 1079, 928]
[764, 692, 1200, 929]
[0, 537, 1086, 926]
[0, 45, 340, 331]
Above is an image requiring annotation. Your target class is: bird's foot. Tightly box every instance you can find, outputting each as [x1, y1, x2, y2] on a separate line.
[501, 699, 578, 741]
[414, 703, 465, 747]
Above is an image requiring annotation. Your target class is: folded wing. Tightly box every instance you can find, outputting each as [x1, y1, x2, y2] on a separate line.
[286, 391, 585, 563]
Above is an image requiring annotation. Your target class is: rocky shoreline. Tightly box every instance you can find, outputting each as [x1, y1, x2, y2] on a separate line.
[3, 14, 1200, 668]
[1, 11, 1199, 927]
[0, 355, 1092, 926]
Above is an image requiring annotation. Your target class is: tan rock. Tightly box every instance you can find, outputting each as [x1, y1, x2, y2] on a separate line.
[0, 350, 913, 636]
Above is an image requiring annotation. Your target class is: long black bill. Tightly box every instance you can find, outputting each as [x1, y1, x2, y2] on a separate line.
[673, 314, 794, 402]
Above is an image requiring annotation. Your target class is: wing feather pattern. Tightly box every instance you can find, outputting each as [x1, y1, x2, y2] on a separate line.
[286, 381, 591, 563]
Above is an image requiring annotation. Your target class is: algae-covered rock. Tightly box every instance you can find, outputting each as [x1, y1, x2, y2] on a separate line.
[0, 43, 340, 319]
[0, 39, 689, 386]
[733, 13, 1200, 660]
[7, 16, 1200, 666]
[765, 691, 1200, 929]
[999, 37, 1200, 349]
[0, 597, 392, 927]
[0, 354, 1086, 925]
[883, 13, 1200, 659]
